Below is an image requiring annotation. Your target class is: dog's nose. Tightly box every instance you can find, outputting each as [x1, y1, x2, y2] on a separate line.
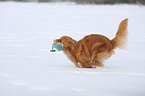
[53, 40, 56, 42]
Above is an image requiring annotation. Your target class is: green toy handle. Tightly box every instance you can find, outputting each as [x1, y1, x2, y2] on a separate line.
[50, 43, 56, 52]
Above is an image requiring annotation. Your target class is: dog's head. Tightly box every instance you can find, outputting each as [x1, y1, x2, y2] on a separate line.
[54, 36, 78, 50]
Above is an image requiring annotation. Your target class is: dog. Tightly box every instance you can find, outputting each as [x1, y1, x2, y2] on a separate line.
[54, 18, 128, 68]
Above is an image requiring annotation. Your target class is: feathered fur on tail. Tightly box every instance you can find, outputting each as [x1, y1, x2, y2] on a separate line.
[111, 18, 128, 49]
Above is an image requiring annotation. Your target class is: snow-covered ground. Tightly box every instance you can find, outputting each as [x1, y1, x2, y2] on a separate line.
[0, 2, 145, 96]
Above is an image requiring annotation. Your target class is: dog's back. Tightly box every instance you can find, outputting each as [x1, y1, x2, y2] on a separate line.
[79, 34, 113, 53]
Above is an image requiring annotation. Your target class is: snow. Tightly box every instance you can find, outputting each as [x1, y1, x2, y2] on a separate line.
[0, 2, 145, 96]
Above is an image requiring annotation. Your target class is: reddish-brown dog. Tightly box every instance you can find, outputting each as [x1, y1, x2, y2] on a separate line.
[54, 18, 128, 68]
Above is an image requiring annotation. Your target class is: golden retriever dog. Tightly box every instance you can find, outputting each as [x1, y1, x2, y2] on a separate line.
[54, 18, 128, 68]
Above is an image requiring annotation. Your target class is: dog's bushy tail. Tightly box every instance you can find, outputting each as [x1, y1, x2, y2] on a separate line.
[111, 18, 128, 49]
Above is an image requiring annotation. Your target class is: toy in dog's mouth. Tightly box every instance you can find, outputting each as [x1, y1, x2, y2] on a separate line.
[50, 43, 63, 52]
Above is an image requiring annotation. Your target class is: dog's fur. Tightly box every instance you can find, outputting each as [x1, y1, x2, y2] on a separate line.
[54, 18, 128, 68]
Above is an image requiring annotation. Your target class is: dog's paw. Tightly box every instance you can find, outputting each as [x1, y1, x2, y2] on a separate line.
[77, 62, 82, 68]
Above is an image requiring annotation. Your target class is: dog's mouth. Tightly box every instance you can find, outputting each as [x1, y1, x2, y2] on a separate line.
[54, 39, 61, 43]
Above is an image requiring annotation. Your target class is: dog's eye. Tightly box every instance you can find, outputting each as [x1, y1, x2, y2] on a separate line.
[58, 39, 61, 42]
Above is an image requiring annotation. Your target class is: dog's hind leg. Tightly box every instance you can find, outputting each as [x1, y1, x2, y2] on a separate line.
[79, 43, 103, 68]
[80, 48, 99, 68]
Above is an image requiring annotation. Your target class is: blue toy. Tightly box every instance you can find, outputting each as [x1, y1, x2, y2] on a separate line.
[50, 43, 63, 52]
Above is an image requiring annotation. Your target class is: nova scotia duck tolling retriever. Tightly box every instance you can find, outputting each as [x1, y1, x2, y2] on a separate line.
[54, 18, 128, 68]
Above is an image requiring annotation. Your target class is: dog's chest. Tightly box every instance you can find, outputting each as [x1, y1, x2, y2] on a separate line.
[63, 50, 76, 62]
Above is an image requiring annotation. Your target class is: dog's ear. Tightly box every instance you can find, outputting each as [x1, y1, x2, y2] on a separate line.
[68, 39, 78, 50]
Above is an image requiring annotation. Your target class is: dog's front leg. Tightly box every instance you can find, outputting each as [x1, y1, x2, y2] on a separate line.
[63, 50, 79, 67]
